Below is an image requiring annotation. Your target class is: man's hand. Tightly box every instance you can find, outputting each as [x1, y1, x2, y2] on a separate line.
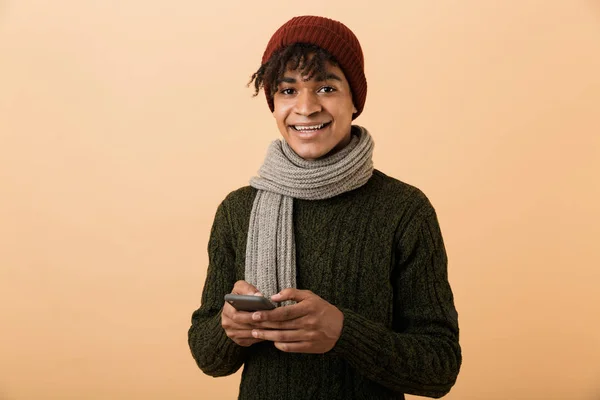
[221, 280, 265, 347]
[249, 288, 344, 354]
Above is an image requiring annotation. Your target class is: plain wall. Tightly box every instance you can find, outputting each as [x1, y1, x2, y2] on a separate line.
[1, 1, 599, 399]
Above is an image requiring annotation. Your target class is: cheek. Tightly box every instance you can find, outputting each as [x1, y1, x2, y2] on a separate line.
[275, 114, 287, 129]
[272, 108, 284, 122]
[327, 97, 354, 118]
[273, 109, 291, 135]
[273, 103, 291, 122]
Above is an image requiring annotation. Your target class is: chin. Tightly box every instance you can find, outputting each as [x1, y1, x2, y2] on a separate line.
[291, 144, 329, 160]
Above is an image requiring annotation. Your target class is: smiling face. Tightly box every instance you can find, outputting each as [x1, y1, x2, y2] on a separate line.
[272, 60, 357, 160]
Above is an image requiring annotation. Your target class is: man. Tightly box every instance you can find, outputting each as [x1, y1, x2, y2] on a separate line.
[188, 15, 461, 399]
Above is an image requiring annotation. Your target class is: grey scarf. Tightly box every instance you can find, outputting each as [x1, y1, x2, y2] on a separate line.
[245, 126, 374, 304]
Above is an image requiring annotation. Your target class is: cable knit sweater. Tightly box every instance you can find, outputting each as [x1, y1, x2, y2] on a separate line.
[188, 169, 461, 399]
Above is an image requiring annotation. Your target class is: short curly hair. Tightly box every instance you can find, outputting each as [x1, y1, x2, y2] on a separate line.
[248, 43, 339, 99]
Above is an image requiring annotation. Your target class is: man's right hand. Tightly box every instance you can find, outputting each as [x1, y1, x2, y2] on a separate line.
[221, 280, 265, 347]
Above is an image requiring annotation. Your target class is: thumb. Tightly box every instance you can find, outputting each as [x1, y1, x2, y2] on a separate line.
[271, 288, 311, 303]
[232, 280, 262, 296]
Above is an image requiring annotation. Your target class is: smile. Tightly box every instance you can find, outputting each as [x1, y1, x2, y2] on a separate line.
[291, 122, 332, 132]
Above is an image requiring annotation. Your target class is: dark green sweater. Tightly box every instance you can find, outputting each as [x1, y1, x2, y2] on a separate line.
[188, 169, 461, 399]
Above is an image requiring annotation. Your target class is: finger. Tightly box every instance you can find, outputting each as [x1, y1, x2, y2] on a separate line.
[224, 308, 260, 327]
[222, 318, 257, 331]
[222, 301, 236, 316]
[274, 341, 313, 353]
[236, 338, 264, 347]
[225, 329, 257, 340]
[253, 317, 306, 330]
[222, 302, 250, 323]
[252, 328, 311, 343]
[251, 302, 308, 323]
[271, 288, 312, 303]
[232, 280, 262, 296]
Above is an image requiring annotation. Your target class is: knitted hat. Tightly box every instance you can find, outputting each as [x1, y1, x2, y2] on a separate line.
[261, 16, 367, 119]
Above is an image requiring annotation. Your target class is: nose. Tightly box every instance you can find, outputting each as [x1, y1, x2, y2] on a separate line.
[293, 89, 322, 116]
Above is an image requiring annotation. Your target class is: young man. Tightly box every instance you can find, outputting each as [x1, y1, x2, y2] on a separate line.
[188, 15, 461, 399]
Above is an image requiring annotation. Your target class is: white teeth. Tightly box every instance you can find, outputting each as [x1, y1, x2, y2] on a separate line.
[294, 123, 326, 131]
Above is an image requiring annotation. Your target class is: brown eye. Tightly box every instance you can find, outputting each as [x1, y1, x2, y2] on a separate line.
[318, 86, 336, 93]
[280, 88, 295, 95]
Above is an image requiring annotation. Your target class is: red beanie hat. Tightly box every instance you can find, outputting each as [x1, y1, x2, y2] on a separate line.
[261, 15, 367, 119]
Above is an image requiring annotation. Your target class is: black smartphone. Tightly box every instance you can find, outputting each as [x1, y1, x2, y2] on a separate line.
[224, 294, 276, 312]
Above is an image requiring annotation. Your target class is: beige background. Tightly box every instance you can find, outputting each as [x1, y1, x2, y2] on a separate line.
[1, 0, 599, 399]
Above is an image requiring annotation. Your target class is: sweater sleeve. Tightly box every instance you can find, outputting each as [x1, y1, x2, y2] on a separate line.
[330, 204, 461, 398]
[188, 199, 247, 377]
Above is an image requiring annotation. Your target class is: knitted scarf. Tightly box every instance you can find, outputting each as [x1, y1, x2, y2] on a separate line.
[245, 125, 374, 305]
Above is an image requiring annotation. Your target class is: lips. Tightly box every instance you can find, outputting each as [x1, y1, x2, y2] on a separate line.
[290, 122, 332, 132]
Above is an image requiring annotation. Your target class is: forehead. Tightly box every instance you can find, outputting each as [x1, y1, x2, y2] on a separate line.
[281, 61, 348, 82]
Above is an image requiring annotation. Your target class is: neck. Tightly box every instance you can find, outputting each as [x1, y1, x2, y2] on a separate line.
[314, 125, 355, 161]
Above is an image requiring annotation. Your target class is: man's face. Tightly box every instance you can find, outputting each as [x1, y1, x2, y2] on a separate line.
[272, 61, 357, 161]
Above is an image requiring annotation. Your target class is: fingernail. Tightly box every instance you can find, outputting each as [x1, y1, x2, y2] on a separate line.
[252, 312, 261, 321]
[271, 293, 282, 300]
[254, 292, 263, 297]
[252, 330, 259, 338]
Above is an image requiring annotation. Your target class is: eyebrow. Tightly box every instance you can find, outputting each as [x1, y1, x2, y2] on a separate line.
[277, 72, 343, 85]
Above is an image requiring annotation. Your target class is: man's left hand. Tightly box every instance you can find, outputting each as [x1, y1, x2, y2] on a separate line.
[249, 288, 344, 354]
